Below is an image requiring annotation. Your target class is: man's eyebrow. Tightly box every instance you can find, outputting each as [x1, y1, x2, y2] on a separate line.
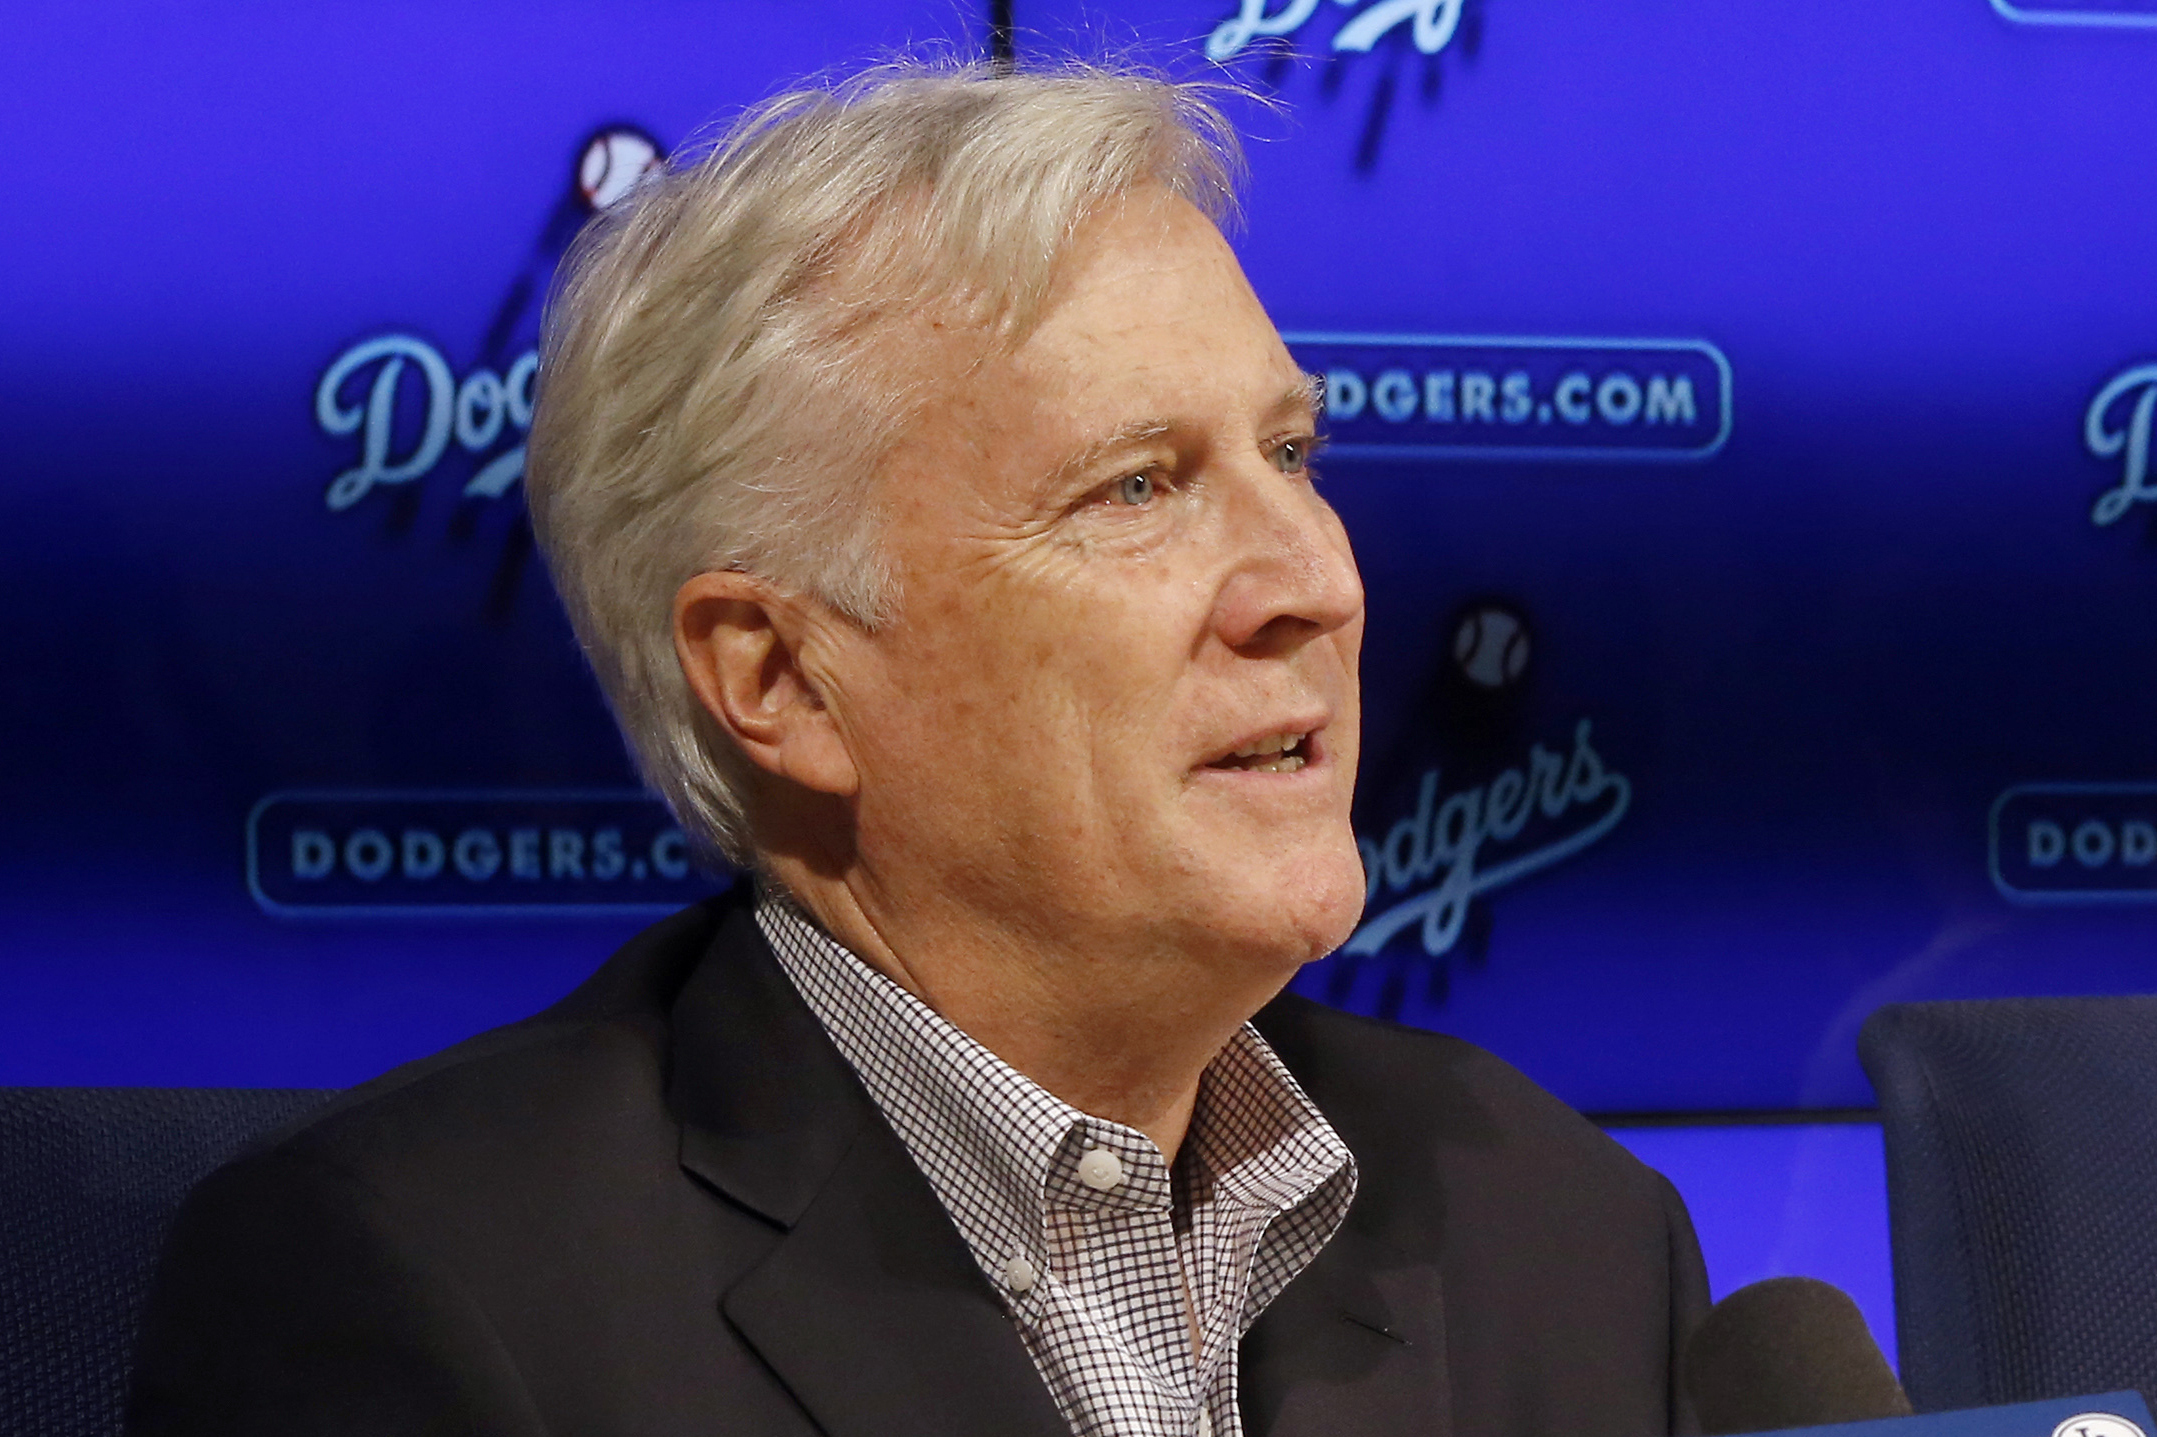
[1040, 382, 1321, 498]
[1042, 418, 1175, 495]
[1288, 375, 1325, 420]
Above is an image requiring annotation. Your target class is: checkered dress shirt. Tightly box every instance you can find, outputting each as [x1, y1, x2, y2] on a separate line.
[755, 893, 1357, 1437]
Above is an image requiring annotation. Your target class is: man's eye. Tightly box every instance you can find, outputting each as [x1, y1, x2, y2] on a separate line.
[1112, 472, 1155, 506]
[1272, 438, 1309, 475]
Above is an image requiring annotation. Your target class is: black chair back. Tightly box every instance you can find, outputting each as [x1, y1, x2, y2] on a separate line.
[0, 1087, 334, 1437]
[1860, 997, 2157, 1411]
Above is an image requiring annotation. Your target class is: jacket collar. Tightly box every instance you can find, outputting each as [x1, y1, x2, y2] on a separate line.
[666, 893, 1071, 1437]
[667, 895, 870, 1228]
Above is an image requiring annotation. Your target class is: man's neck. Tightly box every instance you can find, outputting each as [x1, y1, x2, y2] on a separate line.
[763, 854, 1290, 1162]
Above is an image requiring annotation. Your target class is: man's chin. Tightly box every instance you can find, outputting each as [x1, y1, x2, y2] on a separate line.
[1294, 869, 1371, 960]
[1173, 844, 1368, 968]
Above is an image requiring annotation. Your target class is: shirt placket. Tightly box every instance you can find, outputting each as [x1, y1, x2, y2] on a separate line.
[1055, 1123, 1201, 1429]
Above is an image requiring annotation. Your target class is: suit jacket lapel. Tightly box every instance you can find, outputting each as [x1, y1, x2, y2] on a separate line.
[668, 898, 1069, 1437]
[720, 1122, 1073, 1437]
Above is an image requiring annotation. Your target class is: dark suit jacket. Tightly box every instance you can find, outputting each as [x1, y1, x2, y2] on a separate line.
[129, 889, 1709, 1437]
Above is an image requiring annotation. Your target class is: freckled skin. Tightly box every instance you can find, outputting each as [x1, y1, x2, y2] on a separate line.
[675, 188, 1366, 1157]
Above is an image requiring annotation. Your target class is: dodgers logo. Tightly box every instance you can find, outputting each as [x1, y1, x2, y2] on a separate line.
[316, 337, 538, 511]
[1287, 334, 1731, 462]
[1196, 0, 1485, 172]
[312, 125, 663, 516]
[2085, 363, 2157, 527]
[1992, 0, 2157, 27]
[1349, 719, 1632, 957]
[1300, 598, 1629, 1021]
[1990, 784, 2157, 903]
[1209, 0, 1466, 61]
[249, 790, 718, 916]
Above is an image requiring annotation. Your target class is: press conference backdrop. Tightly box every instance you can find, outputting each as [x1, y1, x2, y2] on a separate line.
[4, 0, 2154, 1140]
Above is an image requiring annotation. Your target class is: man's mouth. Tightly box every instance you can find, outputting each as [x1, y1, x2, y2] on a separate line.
[1208, 731, 1312, 774]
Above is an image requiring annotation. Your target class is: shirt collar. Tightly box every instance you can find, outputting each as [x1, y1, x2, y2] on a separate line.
[753, 889, 1356, 1319]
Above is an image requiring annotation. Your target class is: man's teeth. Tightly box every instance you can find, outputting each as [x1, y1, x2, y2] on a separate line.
[1226, 733, 1309, 772]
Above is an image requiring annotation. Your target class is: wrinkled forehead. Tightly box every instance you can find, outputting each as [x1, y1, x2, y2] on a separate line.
[811, 182, 1210, 369]
[787, 189, 1194, 497]
[866, 191, 1305, 504]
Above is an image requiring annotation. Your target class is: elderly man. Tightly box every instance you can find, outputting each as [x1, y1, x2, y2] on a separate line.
[130, 64, 1707, 1437]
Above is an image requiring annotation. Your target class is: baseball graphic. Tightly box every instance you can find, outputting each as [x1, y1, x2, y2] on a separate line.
[577, 127, 663, 212]
[2053, 1417, 2147, 1437]
[1452, 604, 1531, 689]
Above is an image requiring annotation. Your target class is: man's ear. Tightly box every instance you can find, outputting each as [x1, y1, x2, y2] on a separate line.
[673, 571, 860, 798]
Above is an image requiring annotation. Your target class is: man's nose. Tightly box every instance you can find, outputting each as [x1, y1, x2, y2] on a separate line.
[1212, 464, 1365, 654]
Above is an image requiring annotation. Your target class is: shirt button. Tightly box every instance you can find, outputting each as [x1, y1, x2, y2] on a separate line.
[1196, 1407, 1215, 1437]
[1002, 1255, 1038, 1294]
[1076, 1147, 1125, 1191]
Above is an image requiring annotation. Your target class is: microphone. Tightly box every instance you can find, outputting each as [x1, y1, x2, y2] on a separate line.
[1682, 1276, 2154, 1437]
[1685, 1277, 1911, 1435]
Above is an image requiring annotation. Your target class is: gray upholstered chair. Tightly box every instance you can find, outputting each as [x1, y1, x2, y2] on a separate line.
[0, 1087, 334, 1437]
[1861, 997, 2157, 1411]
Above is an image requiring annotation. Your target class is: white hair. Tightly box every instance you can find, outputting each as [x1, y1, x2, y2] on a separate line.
[526, 61, 1245, 865]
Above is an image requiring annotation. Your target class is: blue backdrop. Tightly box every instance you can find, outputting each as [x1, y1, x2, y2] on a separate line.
[3, 1, 2153, 1122]
[1018, 0, 2157, 1111]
